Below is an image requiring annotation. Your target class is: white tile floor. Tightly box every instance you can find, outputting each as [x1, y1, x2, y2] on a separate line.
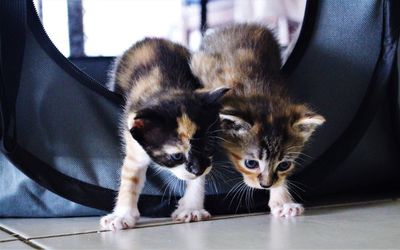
[1, 200, 399, 249]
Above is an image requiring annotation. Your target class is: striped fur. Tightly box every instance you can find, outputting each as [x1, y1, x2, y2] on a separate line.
[192, 24, 325, 217]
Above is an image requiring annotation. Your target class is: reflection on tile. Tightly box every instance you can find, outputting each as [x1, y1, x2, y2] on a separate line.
[32, 201, 400, 250]
[0, 217, 169, 239]
[0, 240, 33, 249]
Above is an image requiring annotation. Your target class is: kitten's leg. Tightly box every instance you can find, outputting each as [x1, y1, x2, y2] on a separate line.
[100, 133, 150, 231]
[269, 183, 304, 218]
[172, 175, 211, 223]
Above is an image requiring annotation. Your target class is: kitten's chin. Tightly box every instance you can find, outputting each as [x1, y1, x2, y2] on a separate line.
[177, 174, 197, 181]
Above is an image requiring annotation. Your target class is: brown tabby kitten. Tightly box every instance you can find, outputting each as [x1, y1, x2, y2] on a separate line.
[100, 38, 228, 230]
[191, 24, 325, 217]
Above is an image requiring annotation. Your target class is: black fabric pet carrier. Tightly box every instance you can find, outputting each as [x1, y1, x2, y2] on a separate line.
[0, 0, 399, 217]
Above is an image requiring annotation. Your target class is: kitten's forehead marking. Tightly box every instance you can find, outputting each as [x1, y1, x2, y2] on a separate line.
[177, 113, 197, 156]
[261, 149, 267, 161]
[263, 135, 282, 156]
[177, 113, 197, 141]
[259, 159, 268, 173]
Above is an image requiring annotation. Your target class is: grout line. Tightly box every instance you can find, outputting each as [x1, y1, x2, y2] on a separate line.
[306, 197, 399, 210]
[0, 225, 19, 243]
[18, 212, 269, 241]
[0, 226, 19, 238]
[0, 239, 19, 243]
[0, 226, 42, 249]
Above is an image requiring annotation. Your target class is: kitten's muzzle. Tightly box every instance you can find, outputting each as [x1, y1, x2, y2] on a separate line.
[185, 162, 204, 176]
[186, 157, 211, 176]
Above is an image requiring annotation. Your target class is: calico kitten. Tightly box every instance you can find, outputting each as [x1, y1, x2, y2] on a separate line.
[100, 38, 228, 230]
[191, 24, 325, 217]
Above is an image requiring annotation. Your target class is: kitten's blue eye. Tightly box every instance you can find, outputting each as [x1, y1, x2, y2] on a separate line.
[277, 161, 291, 171]
[170, 153, 184, 161]
[244, 159, 259, 169]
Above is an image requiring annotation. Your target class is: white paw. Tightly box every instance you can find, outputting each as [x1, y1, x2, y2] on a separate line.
[171, 207, 211, 223]
[270, 203, 304, 218]
[100, 210, 140, 231]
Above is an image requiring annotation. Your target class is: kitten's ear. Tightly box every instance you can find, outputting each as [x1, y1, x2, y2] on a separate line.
[200, 87, 230, 105]
[127, 112, 154, 131]
[292, 106, 325, 140]
[220, 113, 251, 136]
[130, 118, 145, 130]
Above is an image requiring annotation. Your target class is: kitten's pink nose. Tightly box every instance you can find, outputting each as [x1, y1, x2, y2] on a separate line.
[258, 174, 273, 189]
[260, 183, 272, 189]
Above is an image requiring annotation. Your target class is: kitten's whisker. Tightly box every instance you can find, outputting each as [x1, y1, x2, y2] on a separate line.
[176, 179, 183, 200]
[288, 180, 309, 189]
[286, 152, 313, 159]
[287, 180, 306, 192]
[292, 161, 303, 167]
[210, 136, 235, 145]
[214, 165, 235, 170]
[244, 186, 251, 212]
[291, 156, 307, 162]
[206, 129, 225, 135]
[212, 169, 242, 184]
[230, 181, 246, 211]
[190, 148, 201, 154]
[234, 185, 244, 213]
[211, 174, 219, 194]
[286, 181, 305, 202]
[212, 160, 232, 163]
[224, 181, 243, 202]
[235, 183, 248, 213]
[250, 187, 255, 209]
[212, 160, 234, 165]
[208, 135, 230, 143]
[230, 182, 243, 211]
[213, 163, 235, 169]
[170, 177, 181, 205]
[287, 185, 304, 202]
[206, 172, 219, 194]
[247, 187, 254, 212]
[285, 145, 305, 151]
[167, 178, 176, 205]
[225, 177, 244, 183]
[205, 117, 220, 136]
[151, 166, 165, 177]
[161, 175, 175, 203]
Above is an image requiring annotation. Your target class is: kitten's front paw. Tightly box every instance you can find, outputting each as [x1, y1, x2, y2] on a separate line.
[270, 203, 304, 218]
[171, 208, 211, 223]
[100, 210, 140, 231]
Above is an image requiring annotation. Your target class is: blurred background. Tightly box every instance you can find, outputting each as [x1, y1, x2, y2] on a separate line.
[33, 0, 306, 61]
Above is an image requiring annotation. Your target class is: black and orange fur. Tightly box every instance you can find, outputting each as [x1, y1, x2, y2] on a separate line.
[101, 38, 228, 230]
